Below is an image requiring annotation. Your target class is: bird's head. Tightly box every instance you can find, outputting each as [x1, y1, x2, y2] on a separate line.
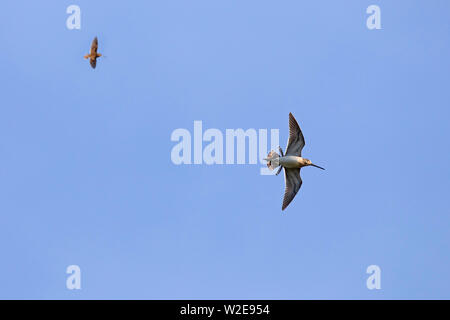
[304, 158, 325, 170]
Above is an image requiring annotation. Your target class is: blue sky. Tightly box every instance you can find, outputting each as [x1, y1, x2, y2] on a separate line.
[1, 1, 449, 299]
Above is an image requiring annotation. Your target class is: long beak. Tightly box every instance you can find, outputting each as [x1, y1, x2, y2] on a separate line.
[311, 163, 325, 170]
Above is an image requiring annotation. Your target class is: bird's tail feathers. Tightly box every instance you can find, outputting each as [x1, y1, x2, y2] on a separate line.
[264, 150, 280, 170]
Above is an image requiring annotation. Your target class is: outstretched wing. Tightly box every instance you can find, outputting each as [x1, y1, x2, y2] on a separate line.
[90, 58, 97, 69]
[90, 37, 98, 55]
[282, 168, 302, 211]
[285, 113, 305, 156]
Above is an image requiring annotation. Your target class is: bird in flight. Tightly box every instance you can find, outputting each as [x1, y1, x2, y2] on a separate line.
[264, 113, 325, 211]
[84, 37, 102, 69]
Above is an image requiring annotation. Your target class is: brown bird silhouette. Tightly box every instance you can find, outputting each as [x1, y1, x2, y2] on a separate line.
[264, 113, 325, 211]
[84, 37, 102, 69]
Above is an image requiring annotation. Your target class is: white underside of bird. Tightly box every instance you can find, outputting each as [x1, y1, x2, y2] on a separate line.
[278, 156, 309, 168]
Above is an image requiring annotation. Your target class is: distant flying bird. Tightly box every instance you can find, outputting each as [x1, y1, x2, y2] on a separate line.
[84, 37, 102, 69]
[264, 113, 325, 211]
